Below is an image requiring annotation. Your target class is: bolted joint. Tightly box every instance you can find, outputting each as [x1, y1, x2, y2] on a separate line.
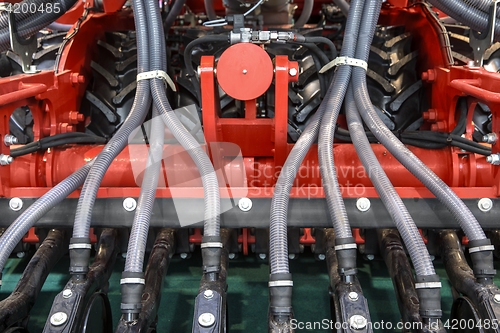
[483, 133, 498, 144]
[269, 273, 293, 320]
[201, 236, 222, 275]
[487, 153, 500, 165]
[335, 237, 358, 279]
[3, 134, 18, 146]
[415, 274, 443, 319]
[0, 154, 13, 165]
[120, 271, 145, 319]
[469, 239, 496, 280]
[68, 237, 91, 276]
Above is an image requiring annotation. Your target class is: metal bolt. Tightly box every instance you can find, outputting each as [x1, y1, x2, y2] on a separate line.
[366, 254, 375, 261]
[204, 290, 214, 299]
[123, 197, 137, 212]
[288, 253, 296, 260]
[348, 292, 359, 301]
[238, 197, 252, 212]
[356, 198, 371, 212]
[494, 294, 500, 303]
[228, 253, 236, 260]
[242, 69, 248, 74]
[16, 252, 25, 258]
[259, 253, 267, 260]
[62, 289, 73, 298]
[349, 315, 368, 330]
[317, 254, 326, 261]
[198, 312, 215, 327]
[3, 134, 18, 146]
[180, 253, 188, 259]
[0, 154, 13, 166]
[289, 67, 298, 77]
[9, 197, 23, 211]
[478, 198, 493, 212]
[50, 312, 68, 326]
[483, 133, 498, 144]
[487, 153, 500, 165]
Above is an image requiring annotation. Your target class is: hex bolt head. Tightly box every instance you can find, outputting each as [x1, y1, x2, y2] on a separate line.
[180, 253, 188, 259]
[289, 67, 298, 77]
[483, 133, 498, 144]
[317, 254, 326, 261]
[348, 292, 359, 301]
[349, 315, 367, 330]
[356, 198, 371, 212]
[62, 289, 73, 298]
[494, 294, 500, 303]
[366, 254, 375, 261]
[9, 197, 23, 211]
[50, 312, 68, 326]
[228, 253, 236, 260]
[486, 153, 500, 165]
[3, 134, 18, 146]
[288, 253, 296, 260]
[0, 154, 13, 166]
[478, 198, 493, 212]
[198, 312, 216, 327]
[123, 197, 137, 212]
[258, 253, 267, 260]
[204, 290, 214, 299]
[238, 197, 252, 212]
[16, 252, 25, 258]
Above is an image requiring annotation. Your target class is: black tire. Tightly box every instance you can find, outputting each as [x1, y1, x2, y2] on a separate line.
[366, 26, 425, 131]
[79, 31, 138, 138]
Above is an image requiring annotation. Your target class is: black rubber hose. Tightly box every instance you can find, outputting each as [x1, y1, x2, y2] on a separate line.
[293, 0, 313, 28]
[164, 0, 187, 32]
[204, 0, 218, 20]
[302, 36, 338, 59]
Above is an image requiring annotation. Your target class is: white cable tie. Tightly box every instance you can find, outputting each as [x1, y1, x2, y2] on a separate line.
[319, 56, 368, 74]
[200, 242, 224, 249]
[469, 245, 495, 253]
[415, 282, 442, 289]
[268, 280, 294, 287]
[334, 243, 357, 251]
[120, 278, 145, 285]
[68, 243, 92, 250]
[137, 70, 177, 92]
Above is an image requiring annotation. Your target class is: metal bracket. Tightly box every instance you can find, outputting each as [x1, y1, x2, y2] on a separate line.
[469, 0, 499, 67]
[8, 11, 39, 74]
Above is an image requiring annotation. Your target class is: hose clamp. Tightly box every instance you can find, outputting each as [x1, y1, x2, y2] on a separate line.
[469, 245, 495, 253]
[200, 242, 223, 249]
[268, 280, 294, 287]
[68, 243, 92, 250]
[319, 56, 368, 74]
[334, 243, 357, 251]
[120, 278, 145, 285]
[415, 282, 442, 289]
[137, 70, 177, 92]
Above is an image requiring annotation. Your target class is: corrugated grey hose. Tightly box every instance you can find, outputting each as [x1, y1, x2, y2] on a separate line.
[345, 85, 435, 277]
[428, 0, 500, 40]
[317, 0, 369, 241]
[0, 0, 77, 52]
[0, 160, 93, 282]
[269, 0, 365, 275]
[124, 107, 164, 273]
[293, 0, 313, 28]
[353, 6, 486, 243]
[145, 0, 221, 238]
[72, 0, 151, 243]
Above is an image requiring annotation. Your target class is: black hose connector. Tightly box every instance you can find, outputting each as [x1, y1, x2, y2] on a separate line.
[68, 237, 90, 276]
[415, 274, 443, 319]
[469, 239, 497, 280]
[120, 271, 145, 319]
[201, 235, 222, 275]
[269, 273, 293, 321]
[335, 237, 357, 278]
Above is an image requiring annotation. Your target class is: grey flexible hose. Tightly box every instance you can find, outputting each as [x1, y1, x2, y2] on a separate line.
[164, 0, 187, 31]
[333, 0, 349, 16]
[269, 0, 365, 275]
[124, 107, 164, 273]
[345, 85, 435, 277]
[293, 0, 313, 28]
[0, 160, 93, 277]
[204, 0, 218, 20]
[0, 0, 77, 52]
[145, 0, 221, 237]
[72, 0, 152, 240]
[428, 0, 500, 39]
[352, 7, 486, 242]
[317, 0, 368, 241]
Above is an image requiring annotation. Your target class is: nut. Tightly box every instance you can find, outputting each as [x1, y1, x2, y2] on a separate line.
[50, 312, 68, 326]
[3, 134, 18, 146]
[198, 313, 216, 327]
[356, 198, 371, 212]
[63, 289, 73, 298]
[478, 198, 493, 212]
[238, 197, 252, 212]
[203, 290, 214, 299]
[123, 197, 137, 212]
[487, 154, 500, 165]
[9, 197, 23, 211]
[0, 154, 13, 166]
[289, 67, 298, 77]
[348, 292, 359, 301]
[349, 315, 367, 330]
